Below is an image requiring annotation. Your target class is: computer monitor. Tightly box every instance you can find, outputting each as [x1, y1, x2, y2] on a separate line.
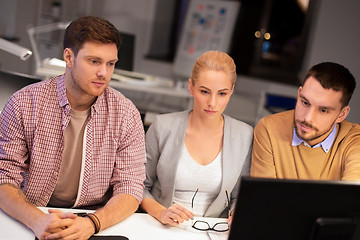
[228, 177, 360, 240]
[115, 32, 135, 72]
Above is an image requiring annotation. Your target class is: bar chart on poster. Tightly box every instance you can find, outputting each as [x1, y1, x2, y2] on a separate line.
[173, 0, 240, 78]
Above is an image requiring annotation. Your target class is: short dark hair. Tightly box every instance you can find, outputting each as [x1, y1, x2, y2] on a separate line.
[63, 16, 121, 56]
[303, 62, 356, 107]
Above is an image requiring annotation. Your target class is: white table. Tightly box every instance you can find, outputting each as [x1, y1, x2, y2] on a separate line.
[0, 207, 229, 240]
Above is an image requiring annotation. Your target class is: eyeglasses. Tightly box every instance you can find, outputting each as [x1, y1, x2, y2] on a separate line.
[191, 188, 230, 232]
[192, 220, 229, 232]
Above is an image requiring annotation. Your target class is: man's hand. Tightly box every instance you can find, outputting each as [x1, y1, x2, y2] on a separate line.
[32, 210, 63, 239]
[159, 203, 194, 226]
[32, 209, 73, 239]
[39, 209, 95, 240]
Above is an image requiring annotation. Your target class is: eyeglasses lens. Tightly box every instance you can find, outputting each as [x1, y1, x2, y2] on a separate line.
[213, 222, 229, 232]
[193, 220, 210, 230]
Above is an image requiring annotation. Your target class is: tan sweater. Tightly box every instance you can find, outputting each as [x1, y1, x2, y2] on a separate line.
[251, 110, 360, 181]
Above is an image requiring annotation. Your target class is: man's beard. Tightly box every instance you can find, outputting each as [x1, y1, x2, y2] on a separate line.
[294, 119, 334, 143]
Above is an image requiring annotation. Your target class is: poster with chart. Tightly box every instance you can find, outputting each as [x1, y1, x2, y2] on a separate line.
[173, 0, 240, 78]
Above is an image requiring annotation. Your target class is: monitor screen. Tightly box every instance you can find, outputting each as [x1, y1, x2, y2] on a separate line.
[228, 177, 360, 240]
[116, 32, 135, 72]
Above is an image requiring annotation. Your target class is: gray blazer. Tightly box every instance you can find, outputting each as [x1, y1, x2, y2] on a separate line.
[143, 110, 253, 217]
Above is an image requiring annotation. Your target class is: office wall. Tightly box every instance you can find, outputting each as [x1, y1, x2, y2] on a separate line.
[0, 0, 102, 76]
[301, 0, 360, 123]
[100, 0, 175, 77]
[0, 0, 38, 74]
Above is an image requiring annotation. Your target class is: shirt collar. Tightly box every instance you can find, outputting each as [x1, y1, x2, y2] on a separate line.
[57, 74, 69, 108]
[292, 124, 337, 153]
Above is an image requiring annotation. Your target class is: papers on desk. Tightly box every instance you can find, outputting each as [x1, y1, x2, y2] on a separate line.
[35, 58, 66, 79]
[45, 57, 66, 68]
[207, 231, 229, 240]
[112, 69, 174, 87]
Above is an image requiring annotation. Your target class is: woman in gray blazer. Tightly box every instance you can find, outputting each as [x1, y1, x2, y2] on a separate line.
[140, 51, 253, 228]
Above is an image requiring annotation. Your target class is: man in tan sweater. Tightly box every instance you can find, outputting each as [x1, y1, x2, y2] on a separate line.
[251, 62, 360, 180]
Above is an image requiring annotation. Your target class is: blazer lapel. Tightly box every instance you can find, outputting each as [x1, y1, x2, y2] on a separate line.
[161, 111, 189, 207]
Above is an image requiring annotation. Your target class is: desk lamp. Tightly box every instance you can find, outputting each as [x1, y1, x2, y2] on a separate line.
[27, 22, 69, 78]
[0, 38, 32, 60]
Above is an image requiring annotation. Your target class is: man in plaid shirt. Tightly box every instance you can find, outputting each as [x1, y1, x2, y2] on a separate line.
[0, 16, 146, 239]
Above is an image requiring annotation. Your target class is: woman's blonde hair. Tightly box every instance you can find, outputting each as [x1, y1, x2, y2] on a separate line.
[190, 50, 236, 87]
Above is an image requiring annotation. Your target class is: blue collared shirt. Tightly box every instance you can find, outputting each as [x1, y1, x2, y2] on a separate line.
[292, 124, 337, 153]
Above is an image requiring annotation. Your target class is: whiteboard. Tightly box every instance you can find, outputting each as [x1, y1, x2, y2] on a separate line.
[173, 0, 240, 78]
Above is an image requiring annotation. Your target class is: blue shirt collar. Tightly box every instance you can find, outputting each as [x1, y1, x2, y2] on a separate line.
[292, 124, 337, 153]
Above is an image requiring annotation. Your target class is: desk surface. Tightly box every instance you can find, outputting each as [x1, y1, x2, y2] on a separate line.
[0, 207, 228, 240]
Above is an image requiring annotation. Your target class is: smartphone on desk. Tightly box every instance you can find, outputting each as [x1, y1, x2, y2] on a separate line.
[89, 236, 129, 240]
[36, 236, 128, 240]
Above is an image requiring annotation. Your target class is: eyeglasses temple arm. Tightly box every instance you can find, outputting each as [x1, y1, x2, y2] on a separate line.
[225, 190, 231, 218]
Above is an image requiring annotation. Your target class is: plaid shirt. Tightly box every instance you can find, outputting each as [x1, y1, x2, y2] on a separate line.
[0, 75, 146, 208]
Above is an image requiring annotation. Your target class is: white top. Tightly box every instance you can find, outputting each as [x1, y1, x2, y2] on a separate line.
[173, 144, 222, 216]
[48, 108, 90, 207]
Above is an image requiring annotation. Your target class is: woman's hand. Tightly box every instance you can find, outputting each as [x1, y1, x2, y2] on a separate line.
[227, 209, 235, 225]
[159, 204, 194, 226]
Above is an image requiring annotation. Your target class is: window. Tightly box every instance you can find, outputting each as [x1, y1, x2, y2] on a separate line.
[146, 0, 315, 85]
[230, 0, 314, 85]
